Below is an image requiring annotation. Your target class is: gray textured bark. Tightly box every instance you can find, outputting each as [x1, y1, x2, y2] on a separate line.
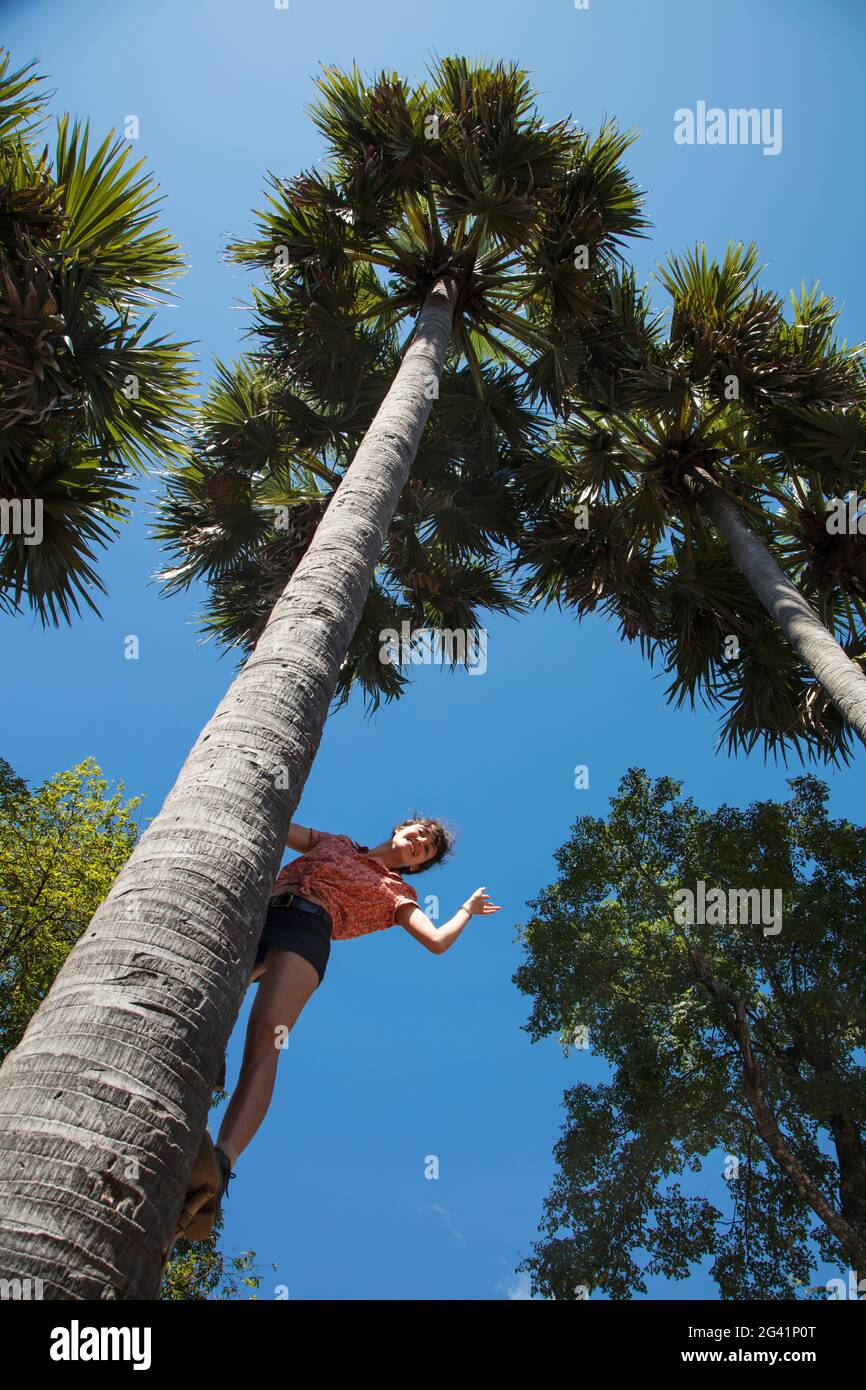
[689, 469, 866, 749]
[0, 277, 457, 1298]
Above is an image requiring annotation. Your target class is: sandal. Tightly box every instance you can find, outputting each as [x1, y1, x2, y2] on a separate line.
[169, 1129, 228, 1247]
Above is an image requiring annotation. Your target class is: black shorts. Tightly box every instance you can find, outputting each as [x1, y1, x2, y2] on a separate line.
[253, 897, 332, 987]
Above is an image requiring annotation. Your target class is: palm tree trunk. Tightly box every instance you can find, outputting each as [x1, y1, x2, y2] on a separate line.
[690, 469, 866, 749]
[0, 276, 458, 1299]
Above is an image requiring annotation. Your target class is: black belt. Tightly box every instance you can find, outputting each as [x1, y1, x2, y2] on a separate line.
[269, 890, 330, 921]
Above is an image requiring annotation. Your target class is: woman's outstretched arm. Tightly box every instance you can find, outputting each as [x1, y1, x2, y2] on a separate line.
[395, 887, 501, 954]
[286, 823, 315, 851]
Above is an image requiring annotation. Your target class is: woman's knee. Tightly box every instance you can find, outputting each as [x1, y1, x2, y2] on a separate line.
[244, 1009, 290, 1062]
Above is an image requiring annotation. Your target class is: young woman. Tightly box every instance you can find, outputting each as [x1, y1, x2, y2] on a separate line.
[210, 815, 500, 1210]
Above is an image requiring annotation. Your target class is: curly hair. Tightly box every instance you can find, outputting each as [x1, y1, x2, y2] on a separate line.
[393, 815, 457, 874]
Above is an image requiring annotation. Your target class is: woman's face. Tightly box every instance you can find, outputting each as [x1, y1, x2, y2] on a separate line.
[392, 822, 437, 868]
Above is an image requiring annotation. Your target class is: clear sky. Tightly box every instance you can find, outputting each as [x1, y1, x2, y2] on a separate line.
[2, 0, 864, 1300]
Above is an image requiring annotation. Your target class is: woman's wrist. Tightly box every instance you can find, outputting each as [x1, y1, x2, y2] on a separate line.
[461, 902, 473, 917]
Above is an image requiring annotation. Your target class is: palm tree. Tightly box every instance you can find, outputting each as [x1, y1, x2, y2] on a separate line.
[153, 351, 538, 710]
[0, 58, 647, 1298]
[514, 245, 866, 759]
[0, 49, 193, 622]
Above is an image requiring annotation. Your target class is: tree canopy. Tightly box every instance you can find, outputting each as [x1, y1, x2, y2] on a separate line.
[513, 767, 866, 1299]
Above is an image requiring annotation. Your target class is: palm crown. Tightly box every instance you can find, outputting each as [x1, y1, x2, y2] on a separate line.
[514, 243, 866, 762]
[155, 58, 648, 706]
[228, 59, 646, 392]
[0, 49, 194, 623]
[155, 352, 539, 707]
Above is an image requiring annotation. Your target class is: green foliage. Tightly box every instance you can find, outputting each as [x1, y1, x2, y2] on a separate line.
[511, 246, 866, 763]
[0, 46, 195, 624]
[0, 754, 261, 1300]
[513, 768, 866, 1299]
[228, 57, 647, 379]
[153, 353, 529, 709]
[0, 755, 141, 1054]
[159, 1231, 270, 1301]
[155, 58, 647, 710]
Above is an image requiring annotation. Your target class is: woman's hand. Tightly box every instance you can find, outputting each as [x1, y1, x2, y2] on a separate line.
[463, 887, 501, 916]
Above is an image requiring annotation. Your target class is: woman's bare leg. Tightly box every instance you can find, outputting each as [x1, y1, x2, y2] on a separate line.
[216, 945, 319, 1162]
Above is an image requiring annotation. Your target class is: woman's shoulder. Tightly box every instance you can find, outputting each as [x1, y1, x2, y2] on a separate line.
[390, 872, 418, 902]
[310, 830, 358, 851]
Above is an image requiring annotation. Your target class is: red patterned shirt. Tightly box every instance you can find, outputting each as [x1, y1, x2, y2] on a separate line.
[272, 830, 419, 941]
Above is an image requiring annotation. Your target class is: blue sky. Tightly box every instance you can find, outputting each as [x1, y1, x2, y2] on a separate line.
[2, 0, 865, 1300]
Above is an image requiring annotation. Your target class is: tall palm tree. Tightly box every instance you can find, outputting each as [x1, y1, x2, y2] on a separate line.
[0, 48, 193, 622]
[0, 58, 647, 1297]
[514, 245, 866, 759]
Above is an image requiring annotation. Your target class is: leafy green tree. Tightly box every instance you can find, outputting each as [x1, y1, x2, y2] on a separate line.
[0, 58, 648, 1299]
[0, 48, 194, 622]
[514, 245, 866, 760]
[0, 755, 142, 1055]
[513, 768, 866, 1299]
[0, 755, 261, 1300]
